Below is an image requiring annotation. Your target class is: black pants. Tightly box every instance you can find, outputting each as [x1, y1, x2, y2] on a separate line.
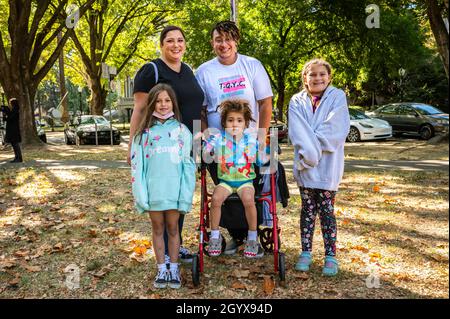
[11, 143, 22, 161]
[164, 213, 184, 255]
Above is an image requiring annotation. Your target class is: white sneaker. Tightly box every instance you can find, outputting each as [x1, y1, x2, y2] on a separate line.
[224, 238, 244, 255]
[179, 246, 193, 263]
[153, 269, 169, 289]
[244, 240, 264, 258]
[168, 268, 181, 289]
[208, 235, 223, 257]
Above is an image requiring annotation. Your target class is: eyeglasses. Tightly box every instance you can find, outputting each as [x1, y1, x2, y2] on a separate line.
[213, 37, 235, 45]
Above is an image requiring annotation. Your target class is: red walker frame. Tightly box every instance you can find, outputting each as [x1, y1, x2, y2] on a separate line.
[192, 163, 286, 286]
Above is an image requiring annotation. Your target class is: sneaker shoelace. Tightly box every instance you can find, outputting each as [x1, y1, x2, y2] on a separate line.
[179, 246, 190, 255]
[170, 269, 180, 282]
[156, 269, 167, 281]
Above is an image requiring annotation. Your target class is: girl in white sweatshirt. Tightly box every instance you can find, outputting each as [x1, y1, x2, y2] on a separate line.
[288, 59, 350, 276]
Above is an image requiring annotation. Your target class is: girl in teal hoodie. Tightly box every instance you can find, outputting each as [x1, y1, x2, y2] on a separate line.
[131, 83, 196, 289]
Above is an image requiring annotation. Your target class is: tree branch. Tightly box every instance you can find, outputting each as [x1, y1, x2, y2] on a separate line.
[70, 29, 94, 76]
[33, 30, 71, 85]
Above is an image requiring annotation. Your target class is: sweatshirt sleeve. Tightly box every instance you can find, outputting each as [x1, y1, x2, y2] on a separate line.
[202, 131, 220, 164]
[288, 96, 322, 169]
[178, 128, 196, 213]
[255, 137, 270, 166]
[131, 134, 150, 213]
[315, 91, 350, 153]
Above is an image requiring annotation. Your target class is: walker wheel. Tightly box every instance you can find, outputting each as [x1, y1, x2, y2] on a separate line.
[278, 252, 286, 286]
[259, 227, 281, 253]
[192, 254, 200, 287]
[202, 232, 227, 257]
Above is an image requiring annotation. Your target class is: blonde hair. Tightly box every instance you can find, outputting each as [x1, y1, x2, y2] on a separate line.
[301, 58, 332, 91]
[134, 83, 181, 143]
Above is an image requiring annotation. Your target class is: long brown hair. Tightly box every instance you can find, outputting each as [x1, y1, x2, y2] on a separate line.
[301, 58, 332, 91]
[133, 83, 181, 143]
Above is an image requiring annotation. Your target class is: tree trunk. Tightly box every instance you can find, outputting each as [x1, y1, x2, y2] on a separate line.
[58, 32, 69, 123]
[426, 0, 449, 79]
[3, 82, 41, 145]
[276, 79, 286, 122]
[88, 76, 108, 115]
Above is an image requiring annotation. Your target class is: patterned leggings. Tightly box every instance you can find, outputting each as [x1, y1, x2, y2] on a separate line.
[300, 187, 337, 256]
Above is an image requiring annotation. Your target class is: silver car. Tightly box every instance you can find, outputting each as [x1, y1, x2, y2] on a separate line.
[367, 103, 449, 140]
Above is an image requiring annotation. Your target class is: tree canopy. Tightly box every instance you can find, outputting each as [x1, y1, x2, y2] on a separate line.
[0, 0, 448, 144]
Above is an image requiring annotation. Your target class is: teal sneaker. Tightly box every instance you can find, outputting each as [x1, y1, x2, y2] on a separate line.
[322, 256, 339, 276]
[294, 252, 312, 272]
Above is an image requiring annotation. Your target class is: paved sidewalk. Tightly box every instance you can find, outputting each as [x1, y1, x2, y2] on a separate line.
[0, 158, 448, 172]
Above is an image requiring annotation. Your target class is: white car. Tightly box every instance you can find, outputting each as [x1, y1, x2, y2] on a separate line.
[347, 108, 392, 142]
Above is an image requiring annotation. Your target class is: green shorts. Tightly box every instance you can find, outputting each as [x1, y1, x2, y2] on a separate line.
[217, 181, 254, 195]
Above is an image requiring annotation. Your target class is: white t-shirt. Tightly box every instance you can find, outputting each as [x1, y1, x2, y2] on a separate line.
[195, 54, 273, 129]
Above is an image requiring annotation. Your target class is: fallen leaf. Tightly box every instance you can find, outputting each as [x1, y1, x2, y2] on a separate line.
[53, 242, 64, 251]
[352, 245, 369, 253]
[350, 257, 366, 265]
[75, 212, 86, 219]
[70, 240, 82, 248]
[292, 272, 309, 280]
[102, 227, 121, 236]
[89, 228, 99, 237]
[262, 276, 275, 295]
[90, 266, 112, 278]
[222, 259, 238, 265]
[8, 276, 20, 287]
[233, 269, 250, 278]
[430, 253, 448, 262]
[231, 281, 247, 290]
[369, 252, 381, 260]
[133, 246, 147, 256]
[14, 250, 30, 258]
[52, 224, 65, 230]
[23, 264, 42, 272]
[0, 260, 17, 269]
[393, 273, 413, 282]
[129, 252, 146, 263]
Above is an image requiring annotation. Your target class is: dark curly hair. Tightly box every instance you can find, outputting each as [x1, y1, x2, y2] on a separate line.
[220, 99, 255, 128]
[210, 20, 240, 43]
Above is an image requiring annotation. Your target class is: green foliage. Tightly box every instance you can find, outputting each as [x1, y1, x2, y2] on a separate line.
[177, 0, 230, 68]
[2, 0, 446, 121]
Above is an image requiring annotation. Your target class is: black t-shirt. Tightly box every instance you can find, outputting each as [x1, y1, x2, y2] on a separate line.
[133, 58, 204, 133]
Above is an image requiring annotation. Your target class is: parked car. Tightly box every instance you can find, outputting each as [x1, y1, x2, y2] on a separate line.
[64, 115, 121, 145]
[36, 120, 47, 143]
[366, 103, 449, 140]
[0, 117, 46, 144]
[269, 120, 288, 142]
[346, 108, 392, 143]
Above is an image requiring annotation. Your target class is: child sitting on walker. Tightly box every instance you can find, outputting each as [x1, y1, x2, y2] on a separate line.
[203, 99, 268, 258]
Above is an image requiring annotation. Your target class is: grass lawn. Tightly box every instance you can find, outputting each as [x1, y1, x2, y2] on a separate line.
[0, 140, 448, 298]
